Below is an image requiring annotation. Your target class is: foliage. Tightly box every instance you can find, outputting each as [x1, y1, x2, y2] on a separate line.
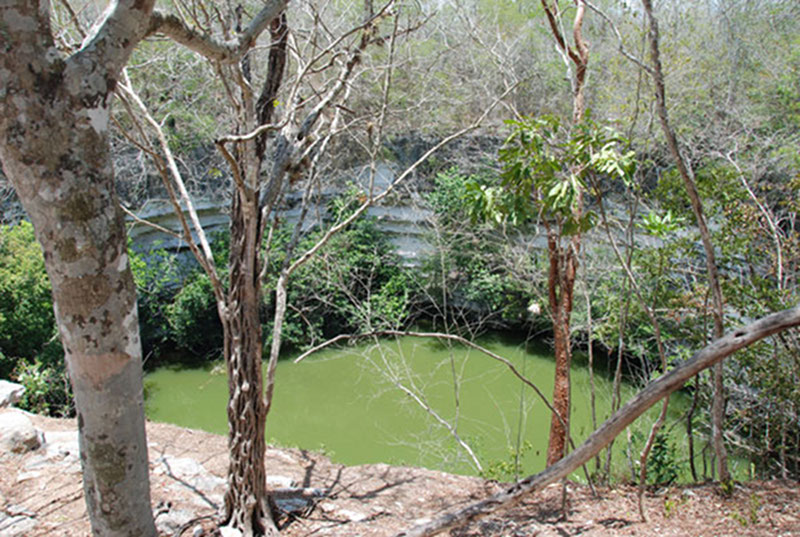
[130, 241, 182, 358]
[0, 222, 72, 416]
[495, 116, 635, 234]
[265, 188, 413, 351]
[0, 222, 58, 375]
[480, 441, 533, 482]
[15, 359, 73, 416]
[165, 273, 223, 359]
[647, 432, 680, 485]
[421, 169, 536, 330]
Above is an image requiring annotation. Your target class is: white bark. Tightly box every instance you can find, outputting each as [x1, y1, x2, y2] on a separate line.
[0, 0, 157, 534]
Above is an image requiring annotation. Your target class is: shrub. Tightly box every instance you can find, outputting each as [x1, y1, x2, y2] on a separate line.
[15, 359, 73, 416]
[166, 273, 223, 359]
[0, 222, 56, 375]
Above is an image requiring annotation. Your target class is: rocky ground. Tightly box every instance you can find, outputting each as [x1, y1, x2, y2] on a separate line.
[1, 408, 799, 537]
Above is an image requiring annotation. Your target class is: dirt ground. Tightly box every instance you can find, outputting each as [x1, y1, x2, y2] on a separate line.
[1, 410, 799, 536]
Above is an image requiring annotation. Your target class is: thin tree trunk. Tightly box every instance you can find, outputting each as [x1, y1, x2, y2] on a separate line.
[546, 231, 579, 466]
[582, 259, 599, 475]
[539, 0, 589, 467]
[641, 0, 730, 483]
[547, 234, 569, 465]
[687, 374, 700, 482]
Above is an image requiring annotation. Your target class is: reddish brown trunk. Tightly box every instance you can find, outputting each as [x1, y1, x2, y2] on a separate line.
[546, 231, 580, 466]
[547, 311, 572, 465]
[538, 0, 589, 468]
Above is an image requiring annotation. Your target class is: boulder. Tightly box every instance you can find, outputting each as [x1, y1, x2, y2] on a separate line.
[0, 380, 25, 408]
[155, 507, 195, 535]
[0, 411, 41, 453]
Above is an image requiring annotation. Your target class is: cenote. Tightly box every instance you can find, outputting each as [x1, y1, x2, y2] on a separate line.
[144, 333, 712, 480]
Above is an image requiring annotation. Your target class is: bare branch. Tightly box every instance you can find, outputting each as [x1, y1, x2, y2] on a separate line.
[147, 0, 289, 63]
[584, 0, 653, 74]
[120, 204, 182, 240]
[286, 77, 520, 279]
[116, 72, 226, 306]
[71, 0, 155, 80]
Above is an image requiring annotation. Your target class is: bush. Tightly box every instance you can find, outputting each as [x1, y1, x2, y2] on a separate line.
[166, 273, 223, 359]
[15, 359, 73, 416]
[130, 241, 182, 358]
[421, 169, 535, 329]
[0, 222, 57, 376]
[263, 187, 414, 351]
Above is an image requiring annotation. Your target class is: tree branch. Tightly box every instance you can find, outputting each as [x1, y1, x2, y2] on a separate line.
[147, 0, 289, 63]
[71, 0, 156, 83]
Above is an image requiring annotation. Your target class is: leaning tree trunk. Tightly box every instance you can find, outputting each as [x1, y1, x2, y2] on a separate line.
[641, 0, 729, 483]
[0, 0, 157, 534]
[397, 305, 800, 537]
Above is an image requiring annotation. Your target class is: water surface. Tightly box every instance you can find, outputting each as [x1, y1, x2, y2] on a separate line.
[145, 333, 698, 479]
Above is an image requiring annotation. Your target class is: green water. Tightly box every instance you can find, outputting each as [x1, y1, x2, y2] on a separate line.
[144, 333, 704, 480]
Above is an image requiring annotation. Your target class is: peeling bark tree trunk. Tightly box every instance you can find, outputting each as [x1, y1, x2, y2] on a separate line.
[219, 13, 287, 536]
[222, 191, 275, 535]
[545, 231, 579, 466]
[0, 0, 157, 534]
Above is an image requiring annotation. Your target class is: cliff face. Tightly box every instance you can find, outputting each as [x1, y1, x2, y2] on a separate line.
[125, 161, 437, 266]
[117, 133, 505, 265]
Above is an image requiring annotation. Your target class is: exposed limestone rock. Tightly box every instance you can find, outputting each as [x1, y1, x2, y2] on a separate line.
[0, 380, 24, 408]
[0, 513, 38, 536]
[154, 507, 196, 535]
[0, 411, 41, 453]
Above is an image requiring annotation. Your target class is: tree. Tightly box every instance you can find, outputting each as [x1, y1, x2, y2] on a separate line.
[640, 0, 730, 483]
[535, 0, 590, 467]
[117, 2, 507, 533]
[0, 0, 158, 533]
[118, 3, 396, 532]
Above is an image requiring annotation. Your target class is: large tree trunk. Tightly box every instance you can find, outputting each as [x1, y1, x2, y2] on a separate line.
[0, 0, 157, 534]
[3, 126, 156, 536]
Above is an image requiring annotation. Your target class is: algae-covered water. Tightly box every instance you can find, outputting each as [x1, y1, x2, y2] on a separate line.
[144, 333, 710, 480]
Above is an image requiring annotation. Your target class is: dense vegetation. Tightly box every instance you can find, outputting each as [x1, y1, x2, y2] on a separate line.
[1, 0, 798, 489]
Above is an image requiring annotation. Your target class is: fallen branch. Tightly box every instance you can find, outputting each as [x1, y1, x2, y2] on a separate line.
[395, 305, 800, 537]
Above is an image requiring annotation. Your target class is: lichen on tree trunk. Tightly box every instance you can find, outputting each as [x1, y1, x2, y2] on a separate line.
[0, 99, 157, 537]
[1, 0, 158, 531]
